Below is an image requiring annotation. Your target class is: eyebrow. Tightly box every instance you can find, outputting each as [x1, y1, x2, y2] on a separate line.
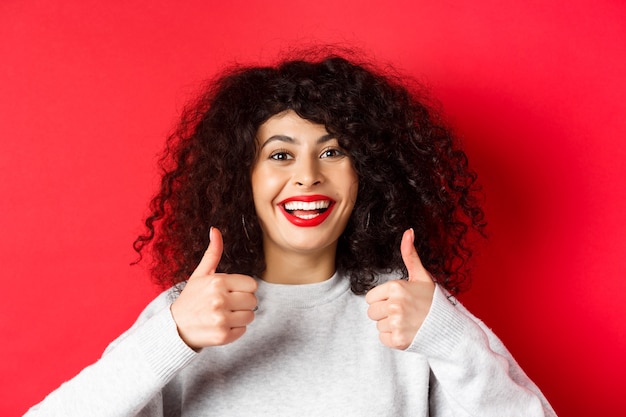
[260, 134, 334, 149]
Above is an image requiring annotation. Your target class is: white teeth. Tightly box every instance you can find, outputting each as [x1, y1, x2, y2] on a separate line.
[283, 200, 331, 211]
[295, 213, 318, 219]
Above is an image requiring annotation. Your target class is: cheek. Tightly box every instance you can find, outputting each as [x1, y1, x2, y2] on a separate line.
[350, 178, 359, 203]
[250, 169, 265, 211]
[251, 167, 283, 207]
[345, 169, 359, 204]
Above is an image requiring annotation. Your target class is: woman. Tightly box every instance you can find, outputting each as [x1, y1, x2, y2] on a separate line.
[26, 52, 557, 416]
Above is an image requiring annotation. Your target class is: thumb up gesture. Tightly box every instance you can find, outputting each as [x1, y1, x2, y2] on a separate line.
[170, 227, 258, 350]
[365, 229, 436, 350]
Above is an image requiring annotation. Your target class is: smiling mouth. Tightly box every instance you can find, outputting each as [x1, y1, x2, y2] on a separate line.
[278, 197, 336, 227]
[282, 200, 332, 219]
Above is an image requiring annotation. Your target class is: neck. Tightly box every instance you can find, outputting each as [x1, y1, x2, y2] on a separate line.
[261, 244, 337, 285]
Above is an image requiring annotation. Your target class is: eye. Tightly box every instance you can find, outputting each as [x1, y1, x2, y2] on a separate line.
[320, 147, 346, 159]
[269, 149, 293, 161]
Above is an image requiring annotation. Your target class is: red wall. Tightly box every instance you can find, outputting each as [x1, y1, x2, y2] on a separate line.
[2, 1, 624, 415]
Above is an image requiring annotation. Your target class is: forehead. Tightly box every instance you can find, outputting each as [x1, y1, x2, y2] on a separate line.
[257, 110, 328, 141]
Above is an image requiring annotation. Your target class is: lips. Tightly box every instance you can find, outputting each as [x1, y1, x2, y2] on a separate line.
[278, 195, 336, 227]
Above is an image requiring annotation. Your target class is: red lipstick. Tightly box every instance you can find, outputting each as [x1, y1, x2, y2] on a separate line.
[278, 195, 335, 227]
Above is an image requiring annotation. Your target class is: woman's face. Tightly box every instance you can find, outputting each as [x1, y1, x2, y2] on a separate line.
[251, 110, 358, 260]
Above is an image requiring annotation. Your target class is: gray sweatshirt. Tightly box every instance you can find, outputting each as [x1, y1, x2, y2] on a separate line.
[25, 272, 557, 416]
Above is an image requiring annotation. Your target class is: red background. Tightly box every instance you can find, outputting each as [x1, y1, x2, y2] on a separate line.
[2, 1, 625, 415]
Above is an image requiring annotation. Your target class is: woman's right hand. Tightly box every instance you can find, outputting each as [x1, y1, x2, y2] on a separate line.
[170, 227, 258, 350]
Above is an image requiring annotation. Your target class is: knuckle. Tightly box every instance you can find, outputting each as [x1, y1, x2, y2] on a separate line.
[243, 311, 255, 324]
[211, 313, 228, 329]
[388, 280, 403, 291]
[388, 314, 405, 333]
[391, 333, 410, 350]
[366, 305, 376, 320]
[208, 296, 226, 311]
[210, 274, 228, 288]
[213, 330, 231, 345]
[247, 277, 259, 291]
[388, 280, 407, 297]
[388, 302, 405, 316]
[376, 321, 386, 332]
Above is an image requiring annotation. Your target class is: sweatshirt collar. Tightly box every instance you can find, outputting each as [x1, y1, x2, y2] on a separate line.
[255, 271, 351, 309]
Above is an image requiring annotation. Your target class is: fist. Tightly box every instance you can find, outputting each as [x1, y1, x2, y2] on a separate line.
[170, 227, 258, 350]
[366, 229, 435, 350]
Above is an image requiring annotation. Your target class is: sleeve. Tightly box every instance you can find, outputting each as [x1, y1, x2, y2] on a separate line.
[23, 290, 198, 417]
[406, 285, 558, 417]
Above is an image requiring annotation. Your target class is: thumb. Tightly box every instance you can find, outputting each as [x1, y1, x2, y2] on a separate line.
[191, 227, 224, 278]
[401, 228, 431, 283]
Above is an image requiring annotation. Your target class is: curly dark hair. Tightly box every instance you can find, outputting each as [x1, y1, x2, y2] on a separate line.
[134, 51, 486, 295]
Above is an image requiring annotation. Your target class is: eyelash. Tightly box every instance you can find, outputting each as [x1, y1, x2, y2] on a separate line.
[320, 147, 345, 158]
[269, 149, 293, 160]
[269, 147, 345, 161]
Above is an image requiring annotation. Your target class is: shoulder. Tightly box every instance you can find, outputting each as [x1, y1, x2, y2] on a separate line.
[101, 284, 184, 355]
[135, 284, 184, 323]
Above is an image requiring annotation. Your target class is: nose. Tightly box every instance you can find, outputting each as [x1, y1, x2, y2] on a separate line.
[294, 156, 323, 187]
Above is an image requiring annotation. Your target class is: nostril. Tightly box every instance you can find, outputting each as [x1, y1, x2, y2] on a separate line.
[297, 181, 320, 187]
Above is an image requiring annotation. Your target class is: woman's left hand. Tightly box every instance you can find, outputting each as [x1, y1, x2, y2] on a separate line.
[365, 228, 436, 350]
